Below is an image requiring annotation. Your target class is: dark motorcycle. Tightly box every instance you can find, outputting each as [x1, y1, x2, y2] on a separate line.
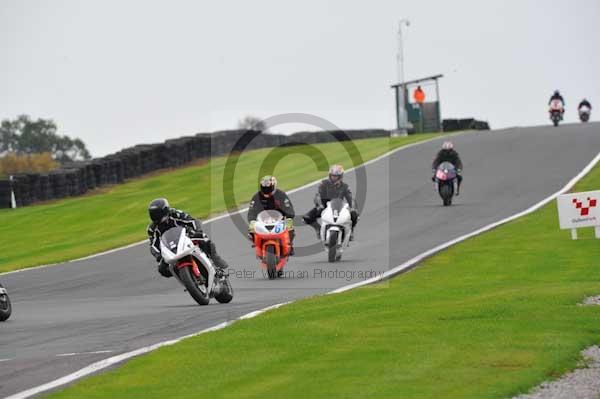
[0, 283, 12, 321]
[434, 161, 458, 206]
[549, 99, 564, 127]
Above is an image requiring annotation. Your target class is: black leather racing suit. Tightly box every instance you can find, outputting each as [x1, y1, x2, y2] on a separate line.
[432, 149, 463, 192]
[302, 179, 359, 234]
[147, 208, 229, 278]
[548, 93, 565, 106]
[247, 189, 296, 245]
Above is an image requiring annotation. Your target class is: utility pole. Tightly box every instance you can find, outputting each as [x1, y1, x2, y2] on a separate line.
[396, 18, 410, 135]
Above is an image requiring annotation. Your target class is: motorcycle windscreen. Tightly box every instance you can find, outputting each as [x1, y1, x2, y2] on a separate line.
[329, 198, 347, 212]
[160, 226, 185, 252]
[257, 210, 283, 224]
[437, 162, 456, 180]
[438, 161, 455, 171]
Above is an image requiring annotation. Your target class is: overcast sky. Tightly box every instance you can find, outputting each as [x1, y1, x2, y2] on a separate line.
[1, 0, 599, 156]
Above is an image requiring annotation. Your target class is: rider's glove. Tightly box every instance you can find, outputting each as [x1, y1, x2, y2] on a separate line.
[248, 220, 256, 232]
[187, 228, 208, 240]
[285, 218, 294, 230]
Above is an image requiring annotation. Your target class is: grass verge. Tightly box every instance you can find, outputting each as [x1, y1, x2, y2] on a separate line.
[45, 153, 600, 399]
[0, 134, 438, 272]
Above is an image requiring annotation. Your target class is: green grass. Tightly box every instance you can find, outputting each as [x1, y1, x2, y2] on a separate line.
[0, 134, 438, 272]
[46, 152, 600, 398]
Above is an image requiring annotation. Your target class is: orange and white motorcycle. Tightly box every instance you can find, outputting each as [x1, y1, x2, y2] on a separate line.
[251, 210, 292, 279]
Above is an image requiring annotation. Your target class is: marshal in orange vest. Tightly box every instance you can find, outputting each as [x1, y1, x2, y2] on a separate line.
[413, 86, 426, 104]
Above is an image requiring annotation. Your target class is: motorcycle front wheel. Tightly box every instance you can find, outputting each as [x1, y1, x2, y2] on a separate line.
[328, 230, 339, 263]
[439, 184, 453, 206]
[0, 285, 12, 322]
[266, 245, 278, 279]
[180, 267, 211, 305]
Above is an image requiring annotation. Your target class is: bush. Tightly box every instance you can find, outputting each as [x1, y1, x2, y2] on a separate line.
[237, 115, 268, 133]
[0, 152, 59, 177]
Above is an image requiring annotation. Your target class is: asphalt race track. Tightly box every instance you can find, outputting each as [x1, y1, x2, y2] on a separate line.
[1, 123, 599, 397]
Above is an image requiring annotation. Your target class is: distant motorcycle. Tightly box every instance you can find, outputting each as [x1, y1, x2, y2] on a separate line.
[549, 99, 564, 127]
[319, 199, 352, 262]
[579, 105, 591, 123]
[160, 226, 233, 305]
[0, 283, 12, 321]
[434, 161, 458, 206]
[252, 210, 292, 279]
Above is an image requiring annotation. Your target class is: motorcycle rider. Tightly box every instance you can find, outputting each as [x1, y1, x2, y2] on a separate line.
[247, 175, 296, 255]
[302, 164, 359, 240]
[147, 198, 229, 278]
[578, 98, 592, 111]
[432, 141, 463, 195]
[549, 90, 565, 114]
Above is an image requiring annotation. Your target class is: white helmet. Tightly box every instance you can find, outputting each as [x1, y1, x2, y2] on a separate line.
[442, 141, 454, 150]
[259, 175, 277, 196]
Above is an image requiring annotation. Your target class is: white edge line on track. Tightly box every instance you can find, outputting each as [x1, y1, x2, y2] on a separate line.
[7, 138, 598, 399]
[5, 302, 291, 399]
[13, 129, 575, 399]
[55, 351, 115, 358]
[0, 131, 467, 277]
[9, 148, 598, 399]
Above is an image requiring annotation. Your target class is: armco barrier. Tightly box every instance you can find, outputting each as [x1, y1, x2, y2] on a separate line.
[0, 129, 390, 208]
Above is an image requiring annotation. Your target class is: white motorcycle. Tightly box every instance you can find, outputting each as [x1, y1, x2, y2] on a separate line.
[579, 105, 591, 123]
[319, 198, 353, 262]
[160, 226, 233, 306]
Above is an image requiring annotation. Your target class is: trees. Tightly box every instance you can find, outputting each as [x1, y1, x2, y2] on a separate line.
[0, 115, 91, 162]
[237, 115, 268, 133]
[0, 153, 58, 177]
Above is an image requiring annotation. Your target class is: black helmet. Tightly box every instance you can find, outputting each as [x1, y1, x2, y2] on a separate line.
[148, 198, 170, 223]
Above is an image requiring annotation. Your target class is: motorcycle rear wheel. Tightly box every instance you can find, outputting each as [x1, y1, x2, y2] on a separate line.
[214, 277, 234, 303]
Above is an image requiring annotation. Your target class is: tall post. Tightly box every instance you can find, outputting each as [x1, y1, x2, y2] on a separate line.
[435, 78, 441, 131]
[396, 19, 410, 134]
[9, 175, 16, 209]
[394, 86, 400, 130]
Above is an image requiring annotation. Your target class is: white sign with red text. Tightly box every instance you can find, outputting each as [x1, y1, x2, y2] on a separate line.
[557, 190, 600, 239]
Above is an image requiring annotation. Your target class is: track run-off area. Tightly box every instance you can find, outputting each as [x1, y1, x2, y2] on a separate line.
[1, 123, 600, 398]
